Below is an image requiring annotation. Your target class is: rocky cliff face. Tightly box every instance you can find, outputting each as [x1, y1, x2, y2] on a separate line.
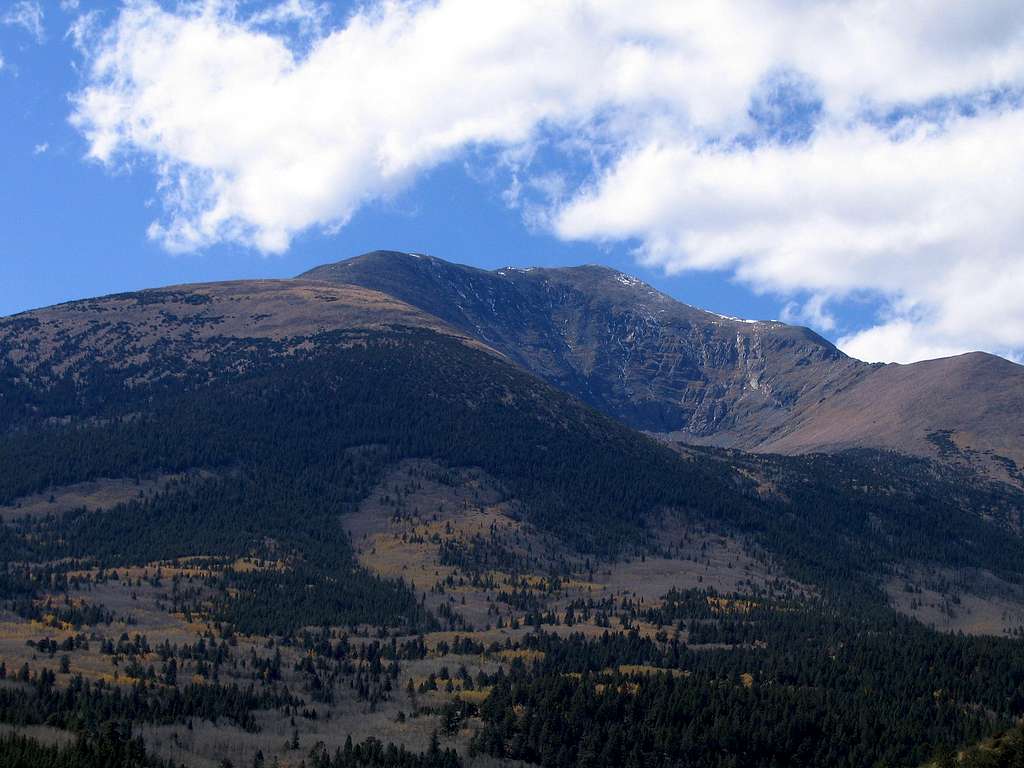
[300, 251, 869, 441]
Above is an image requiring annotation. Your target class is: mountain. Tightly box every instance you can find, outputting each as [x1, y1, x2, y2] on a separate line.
[300, 251, 866, 439]
[0, 278, 472, 376]
[0, 279, 765, 558]
[302, 250, 1024, 483]
[3, 267, 1024, 768]
[758, 352, 1024, 466]
[2, 273, 1021, 596]
[0, 278, 486, 432]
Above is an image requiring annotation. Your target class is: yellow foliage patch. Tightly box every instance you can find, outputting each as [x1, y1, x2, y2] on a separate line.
[707, 596, 757, 614]
[618, 664, 689, 678]
[498, 649, 545, 663]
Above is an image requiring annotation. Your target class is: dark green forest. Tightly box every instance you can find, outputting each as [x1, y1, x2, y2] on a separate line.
[0, 728, 173, 768]
[0, 729, 464, 768]
[470, 588, 1024, 767]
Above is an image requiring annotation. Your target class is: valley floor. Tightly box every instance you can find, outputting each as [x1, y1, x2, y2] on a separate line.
[2, 460, 1024, 768]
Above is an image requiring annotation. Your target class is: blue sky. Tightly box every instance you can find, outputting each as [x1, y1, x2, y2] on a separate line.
[2, 1, 1023, 364]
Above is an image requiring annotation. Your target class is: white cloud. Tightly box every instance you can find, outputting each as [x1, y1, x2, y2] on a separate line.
[60, 0, 79, 11]
[782, 295, 836, 334]
[555, 112, 1024, 363]
[248, 0, 327, 39]
[65, 10, 102, 56]
[69, 0, 1024, 362]
[2, 1, 44, 43]
[32, 142, 48, 154]
[837, 322, 970, 365]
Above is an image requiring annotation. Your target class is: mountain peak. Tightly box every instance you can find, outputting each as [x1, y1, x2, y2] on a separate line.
[299, 250, 854, 437]
[295, 250, 1024, 484]
[5, 248, 1021, 486]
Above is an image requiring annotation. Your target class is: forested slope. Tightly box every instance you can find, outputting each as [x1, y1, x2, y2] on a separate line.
[1, 322, 1023, 615]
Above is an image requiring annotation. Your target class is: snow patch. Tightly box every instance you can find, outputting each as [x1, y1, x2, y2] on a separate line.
[709, 310, 759, 324]
[615, 273, 643, 287]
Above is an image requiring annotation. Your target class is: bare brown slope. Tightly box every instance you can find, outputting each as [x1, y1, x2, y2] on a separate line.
[760, 352, 1024, 479]
[0, 279, 482, 379]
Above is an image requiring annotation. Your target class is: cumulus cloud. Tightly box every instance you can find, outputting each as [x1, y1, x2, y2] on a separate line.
[782, 295, 836, 334]
[555, 111, 1024, 362]
[69, 0, 1024, 362]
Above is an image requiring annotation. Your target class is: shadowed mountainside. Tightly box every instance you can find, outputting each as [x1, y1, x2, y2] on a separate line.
[301, 252, 867, 438]
[302, 251, 1024, 482]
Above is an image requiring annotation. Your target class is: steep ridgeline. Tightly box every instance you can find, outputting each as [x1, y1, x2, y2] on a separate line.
[300, 252, 865, 439]
[301, 251, 1024, 482]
